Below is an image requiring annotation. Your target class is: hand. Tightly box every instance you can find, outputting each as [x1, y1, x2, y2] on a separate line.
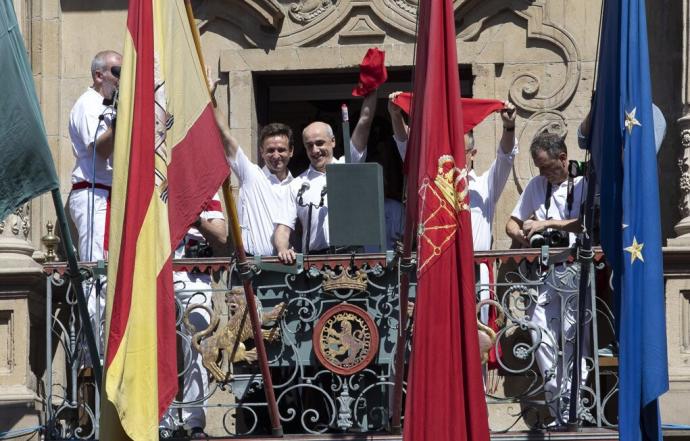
[521, 219, 546, 240]
[277, 247, 296, 265]
[501, 100, 516, 129]
[388, 91, 403, 116]
[205, 65, 220, 98]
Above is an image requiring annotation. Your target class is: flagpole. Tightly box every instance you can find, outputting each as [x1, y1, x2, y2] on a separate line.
[184, 1, 283, 436]
[51, 189, 103, 390]
[390, 239, 413, 434]
[567, 161, 598, 428]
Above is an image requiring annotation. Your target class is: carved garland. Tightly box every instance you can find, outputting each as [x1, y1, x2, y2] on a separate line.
[457, 0, 581, 112]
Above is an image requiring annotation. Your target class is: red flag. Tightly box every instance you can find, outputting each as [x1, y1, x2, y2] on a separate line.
[392, 92, 504, 133]
[402, 0, 490, 440]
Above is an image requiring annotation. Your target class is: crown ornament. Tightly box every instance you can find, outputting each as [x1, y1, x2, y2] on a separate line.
[322, 268, 368, 294]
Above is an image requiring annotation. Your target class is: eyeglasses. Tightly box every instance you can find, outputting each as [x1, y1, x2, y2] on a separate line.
[110, 65, 121, 78]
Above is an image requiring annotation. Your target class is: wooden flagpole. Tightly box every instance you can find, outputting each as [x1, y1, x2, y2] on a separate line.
[183, 1, 284, 435]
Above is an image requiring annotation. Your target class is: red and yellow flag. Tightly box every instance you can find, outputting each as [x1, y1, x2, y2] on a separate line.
[102, 0, 229, 439]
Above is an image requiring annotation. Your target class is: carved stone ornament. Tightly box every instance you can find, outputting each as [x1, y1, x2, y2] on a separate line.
[1, 204, 31, 239]
[313, 304, 379, 376]
[287, 0, 333, 24]
[681, 128, 690, 148]
[457, 0, 581, 113]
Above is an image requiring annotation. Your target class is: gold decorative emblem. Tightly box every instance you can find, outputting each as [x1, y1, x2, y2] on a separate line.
[184, 288, 285, 383]
[313, 304, 379, 375]
[415, 155, 471, 274]
[433, 155, 470, 212]
[322, 268, 368, 294]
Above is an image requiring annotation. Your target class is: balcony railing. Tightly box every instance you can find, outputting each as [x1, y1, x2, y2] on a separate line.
[41, 247, 617, 439]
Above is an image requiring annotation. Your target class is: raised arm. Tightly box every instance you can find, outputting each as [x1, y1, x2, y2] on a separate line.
[499, 101, 516, 154]
[350, 92, 377, 154]
[388, 91, 409, 143]
[206, 66, 240, 161]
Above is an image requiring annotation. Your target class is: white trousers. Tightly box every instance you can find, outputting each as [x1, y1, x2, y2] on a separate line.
[529, 276, 591, 422]
[160, 272, 213, 430]
[69, 188, 108, 262]
[70, 188, 109, 362]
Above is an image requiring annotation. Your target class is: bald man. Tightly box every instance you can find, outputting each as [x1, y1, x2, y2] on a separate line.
[274, 96, 375, 263]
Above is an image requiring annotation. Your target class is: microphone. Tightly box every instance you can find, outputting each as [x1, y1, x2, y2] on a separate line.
[319, 185, 327, 207]
[102, 89, 119, 108]
[297, 182, 310, 206]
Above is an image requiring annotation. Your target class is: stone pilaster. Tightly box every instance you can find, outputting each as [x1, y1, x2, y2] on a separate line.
[0, 208, 45, 439]
[670, 0, 690, 247]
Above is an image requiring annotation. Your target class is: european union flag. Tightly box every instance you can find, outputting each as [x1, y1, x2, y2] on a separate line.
[587, 0, 668, 439]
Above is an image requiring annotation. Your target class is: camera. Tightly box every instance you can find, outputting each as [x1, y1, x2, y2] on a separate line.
[530, 228, 569, 248]
[185, 242, 214, 258]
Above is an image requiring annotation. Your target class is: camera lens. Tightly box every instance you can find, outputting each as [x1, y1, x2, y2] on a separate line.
[530, 233, 546, 248]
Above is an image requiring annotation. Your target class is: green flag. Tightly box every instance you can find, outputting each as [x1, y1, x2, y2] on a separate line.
[0, 0, 58, 221]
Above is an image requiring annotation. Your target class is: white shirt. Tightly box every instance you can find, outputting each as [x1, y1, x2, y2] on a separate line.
[469, 143, 518, 251]
[511, 175, 587, 245]
[394, 137, 518, 251]
[69, 87, 115, 185]
[282, 141, 366, 252]
[228, 147, 290, 256]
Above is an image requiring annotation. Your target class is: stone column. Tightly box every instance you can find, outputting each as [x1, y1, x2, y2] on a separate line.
[0, 208, 45, 439]
[670, 0, 690, 247]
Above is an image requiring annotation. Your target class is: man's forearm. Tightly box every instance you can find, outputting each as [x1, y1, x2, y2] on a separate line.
[273, 224, 292, 253]
[94, 127, 115, 159]
[351, 93, 377, 153]
[506, 217, 522, 240]
[198, 218, 227, 247]
[499, 127, 515, 155]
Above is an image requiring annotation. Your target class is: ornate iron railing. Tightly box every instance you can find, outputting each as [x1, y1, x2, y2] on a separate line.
[41, 248, 618, 438]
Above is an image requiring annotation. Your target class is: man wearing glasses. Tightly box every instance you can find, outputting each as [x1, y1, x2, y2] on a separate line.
[67, 50, 121, 351]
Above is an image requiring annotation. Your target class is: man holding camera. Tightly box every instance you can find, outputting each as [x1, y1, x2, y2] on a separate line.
[159, 195, 227, 439]
[505, 131, 588, 425]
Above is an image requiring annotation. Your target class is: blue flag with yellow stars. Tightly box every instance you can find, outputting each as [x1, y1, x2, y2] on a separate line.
[587, 0, 668, 439]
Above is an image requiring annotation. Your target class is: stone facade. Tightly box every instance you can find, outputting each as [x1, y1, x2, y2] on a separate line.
[3, 0, 690, 436]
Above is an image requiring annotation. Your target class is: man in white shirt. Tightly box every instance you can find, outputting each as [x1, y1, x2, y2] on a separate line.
[388, 93, 518, 324]
[68, 50, 121, 262]
[209, 84, 293, 256]
[273, 93, 375, 263]
[505, 131, 588, 425]
[67, 50, 121, 354]
[160, 195, 227, 438]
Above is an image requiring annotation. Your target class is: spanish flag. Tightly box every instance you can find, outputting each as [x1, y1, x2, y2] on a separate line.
[102, 0, 229, 439]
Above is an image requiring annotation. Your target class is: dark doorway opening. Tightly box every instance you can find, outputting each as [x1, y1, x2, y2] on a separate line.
[253, 66, 474, 184]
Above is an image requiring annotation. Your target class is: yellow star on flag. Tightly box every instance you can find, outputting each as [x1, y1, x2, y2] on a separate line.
[624, 108, 641, 134]
[624, 236, 645, 264]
